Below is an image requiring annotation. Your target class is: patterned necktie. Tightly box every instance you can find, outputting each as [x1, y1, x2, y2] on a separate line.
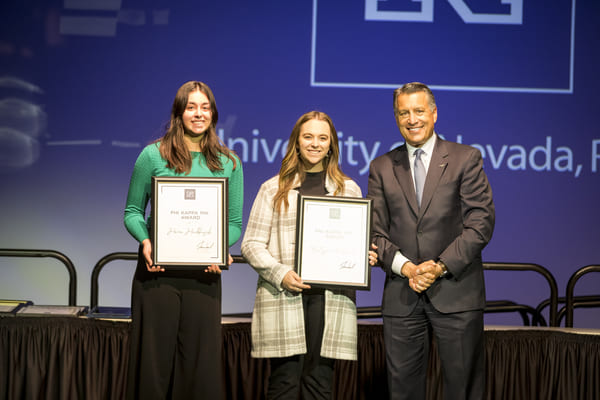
[414, 148, 425, 208]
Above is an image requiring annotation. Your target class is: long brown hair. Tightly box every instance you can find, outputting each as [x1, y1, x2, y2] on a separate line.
[157, 81, 237, 173]
[273, 111, 347, 212]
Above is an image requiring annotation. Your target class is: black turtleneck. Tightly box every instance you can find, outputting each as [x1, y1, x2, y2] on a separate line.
[298, 170, 327, 196]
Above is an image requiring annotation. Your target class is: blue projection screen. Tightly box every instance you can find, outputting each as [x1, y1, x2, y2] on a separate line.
[1, 0, 599, 327]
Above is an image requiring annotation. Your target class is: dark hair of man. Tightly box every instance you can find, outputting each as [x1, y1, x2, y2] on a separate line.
[393, 82, 437, 112]
[273, 111, 347, 212]
[157, 81, 237, 174]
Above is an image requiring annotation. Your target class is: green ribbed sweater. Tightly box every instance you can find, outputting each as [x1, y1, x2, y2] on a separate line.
[124, 143, 244, 246]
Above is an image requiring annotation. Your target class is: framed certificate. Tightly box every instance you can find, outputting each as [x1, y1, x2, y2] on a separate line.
[151, 176, 228, 268]
[295, 195, 372, 290]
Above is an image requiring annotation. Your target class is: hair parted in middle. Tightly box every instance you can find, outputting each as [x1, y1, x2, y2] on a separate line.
[157, 80, 238, 174]
[273, 110, 347, 212]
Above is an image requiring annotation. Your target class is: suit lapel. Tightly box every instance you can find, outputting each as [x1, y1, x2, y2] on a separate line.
[420, 138, 449, 214]
[392, 146, 420, 215]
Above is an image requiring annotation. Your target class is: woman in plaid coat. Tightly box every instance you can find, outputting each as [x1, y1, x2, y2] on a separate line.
[241, 111, 377, 399]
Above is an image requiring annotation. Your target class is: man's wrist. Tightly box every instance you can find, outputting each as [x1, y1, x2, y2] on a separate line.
[437, 260, 448, 278]
[400, 261, 411, 278]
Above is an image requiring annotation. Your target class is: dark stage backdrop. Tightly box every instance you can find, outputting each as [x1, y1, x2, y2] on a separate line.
[1, 0, 598, 327]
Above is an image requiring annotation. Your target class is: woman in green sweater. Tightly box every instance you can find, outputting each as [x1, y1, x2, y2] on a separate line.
[123, 81, 243, 400]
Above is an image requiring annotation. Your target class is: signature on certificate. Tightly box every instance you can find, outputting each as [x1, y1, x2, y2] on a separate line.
[166, 226, 213, 236]
[196, 240, 215, 250]
[339, 260, 356, 270]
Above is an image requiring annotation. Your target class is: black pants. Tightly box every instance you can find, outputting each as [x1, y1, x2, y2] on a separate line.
[267, 290, 335, 400]
[126, 249, 224, 400]
[384, 294, 485, 400]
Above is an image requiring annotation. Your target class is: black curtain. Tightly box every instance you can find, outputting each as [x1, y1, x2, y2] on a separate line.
[0, 317, 129, 400]
[1, 318, 599, 400]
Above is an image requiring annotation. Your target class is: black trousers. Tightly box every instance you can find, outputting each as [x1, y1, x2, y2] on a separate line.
[383, 295, 485, 400]
[126, 249, 224, 400]
[267, 290, 335, 400]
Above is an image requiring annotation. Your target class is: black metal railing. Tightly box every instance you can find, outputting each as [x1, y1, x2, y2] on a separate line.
[483, 262, 559, 327]
[220, 260, 560, 326]
[564, 264, 600, 328]
[89, 253, 249, 310]
[90, 251, 138, 310]
[7, 248, 598, 329]
[0, 248, 77, 306]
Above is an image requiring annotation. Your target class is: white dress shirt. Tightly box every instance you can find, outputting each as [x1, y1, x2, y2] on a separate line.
[391, 133, 437, 276]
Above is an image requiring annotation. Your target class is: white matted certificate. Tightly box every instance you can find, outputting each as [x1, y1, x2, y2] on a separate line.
[295, 195, 372, 290]
[151, 176, 228, 268]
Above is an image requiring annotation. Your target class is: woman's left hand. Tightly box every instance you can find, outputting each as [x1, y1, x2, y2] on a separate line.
[204, 254, 233, 274]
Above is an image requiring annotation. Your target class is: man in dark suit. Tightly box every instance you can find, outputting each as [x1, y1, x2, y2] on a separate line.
[367, 82, 495, 400]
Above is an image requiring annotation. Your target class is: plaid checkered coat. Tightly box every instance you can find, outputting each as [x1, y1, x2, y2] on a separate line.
[241, 174, 362, 360]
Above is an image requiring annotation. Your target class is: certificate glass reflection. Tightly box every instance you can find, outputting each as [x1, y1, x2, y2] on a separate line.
[152, 176, 228, 268]
[295, 195, 372, 290]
